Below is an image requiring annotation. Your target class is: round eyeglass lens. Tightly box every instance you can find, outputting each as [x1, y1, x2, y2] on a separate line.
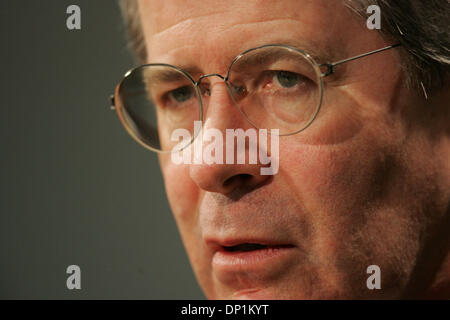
[227, 45, 323, 135]
[117, 65, 201, 152]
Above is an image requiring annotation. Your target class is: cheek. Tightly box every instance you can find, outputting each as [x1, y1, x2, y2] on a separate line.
[297, 83, 366, 146]
[159, 155, 199, 222]
[278, 134, 391, 292]
[159, 156, 215, 295]
[279, 129, 389, 220]
[283, 73, 404, 212]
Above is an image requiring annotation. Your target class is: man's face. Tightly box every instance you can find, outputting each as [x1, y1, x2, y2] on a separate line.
[138, 0, 448, 299]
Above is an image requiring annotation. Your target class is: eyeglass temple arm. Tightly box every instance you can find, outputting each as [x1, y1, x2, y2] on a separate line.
[110, 83, 121, 110]
[110, 95, 116, 110]
[319, 43, 401, 77]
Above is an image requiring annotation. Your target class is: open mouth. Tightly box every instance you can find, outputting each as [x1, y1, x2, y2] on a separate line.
[210, 237, 299, 282]
[212, 241, 297, 275]
[222, 243, 294, 252]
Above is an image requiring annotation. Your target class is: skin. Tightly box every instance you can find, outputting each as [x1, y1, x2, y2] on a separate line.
[137, 0, 450, 299]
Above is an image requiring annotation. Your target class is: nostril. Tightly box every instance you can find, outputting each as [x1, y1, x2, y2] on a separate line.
[223, 174, 252, 188]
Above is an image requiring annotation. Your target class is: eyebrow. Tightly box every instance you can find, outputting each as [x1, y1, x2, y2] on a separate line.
[142, 67, 195, 83]
[274, 39, 341, 63]
[229, 46, 316, 71]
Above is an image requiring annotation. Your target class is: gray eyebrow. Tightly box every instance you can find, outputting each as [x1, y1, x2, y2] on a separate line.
[230, 47, 312, 71]
[142, 67, 194, 83]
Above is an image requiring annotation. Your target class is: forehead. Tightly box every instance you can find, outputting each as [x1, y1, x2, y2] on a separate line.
[138, 0, 357, 66]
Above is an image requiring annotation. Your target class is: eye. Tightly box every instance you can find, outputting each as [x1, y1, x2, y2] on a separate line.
[275, 71, 301, 88]
[168, 85, 195, 103]
[230, 82, 246, 95]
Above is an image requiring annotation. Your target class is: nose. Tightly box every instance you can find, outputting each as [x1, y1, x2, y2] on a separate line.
[189, 78, 272, 195]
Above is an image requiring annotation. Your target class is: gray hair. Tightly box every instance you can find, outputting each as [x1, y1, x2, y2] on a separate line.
[119, 0, 449, 92]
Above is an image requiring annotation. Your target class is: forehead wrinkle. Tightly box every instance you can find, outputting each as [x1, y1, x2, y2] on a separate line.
[146, 13, 225, 39]
[141, 0, 317, 36]
[222, 20, 341, 63]
[142, 0, 351, 55]
[138, 0, 229, 34]
[148, 18, 340, 68]
[143, 3, 348, 77]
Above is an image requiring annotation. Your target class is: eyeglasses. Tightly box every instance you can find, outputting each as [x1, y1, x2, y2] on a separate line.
[110, 43, 400, 152]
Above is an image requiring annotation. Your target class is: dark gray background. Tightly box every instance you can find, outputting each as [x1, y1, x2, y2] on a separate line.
[0, 0, 204, 299]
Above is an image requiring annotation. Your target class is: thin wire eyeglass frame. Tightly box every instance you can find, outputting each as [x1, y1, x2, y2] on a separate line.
[110, 43, 401, 153]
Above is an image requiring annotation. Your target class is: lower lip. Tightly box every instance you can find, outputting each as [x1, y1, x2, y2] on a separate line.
[212, 246, 296, 278]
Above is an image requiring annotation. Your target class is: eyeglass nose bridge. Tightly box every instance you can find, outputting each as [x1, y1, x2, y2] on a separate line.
[195, 73, 229, 96]
[196, 73, 227, 84]
[194, 72, 254, 131]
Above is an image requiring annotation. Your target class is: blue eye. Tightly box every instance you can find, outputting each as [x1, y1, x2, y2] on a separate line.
[230, 83, 246, 95]
[276, 71, 300, 88]
[169, 86, 195, 102]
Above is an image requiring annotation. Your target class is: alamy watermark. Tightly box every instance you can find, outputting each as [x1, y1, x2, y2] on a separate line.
[366, 265, 381, 289]
[170, 121, 279, 175]
[366, 5, 381, 30]
[66, 264, 81, 290]
[66, 5, 81, 30]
